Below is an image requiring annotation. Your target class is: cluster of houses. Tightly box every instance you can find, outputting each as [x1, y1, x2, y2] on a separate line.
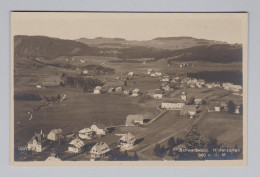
[27, 122, 138, 160]
[94, 86, 140, 97]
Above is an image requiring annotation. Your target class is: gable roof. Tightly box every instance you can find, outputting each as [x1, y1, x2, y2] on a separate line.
[91, 142, 110, 154]
[49, 129, 62, 134]
[119, 132, 136, 144]
[69, 138, 84, 148]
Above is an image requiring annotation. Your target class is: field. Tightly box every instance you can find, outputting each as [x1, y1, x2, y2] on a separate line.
[13, 54, 244, 161]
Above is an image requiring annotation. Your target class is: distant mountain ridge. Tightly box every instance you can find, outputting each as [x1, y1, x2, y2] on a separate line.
[77, 36, 229, 50]
[14, 35, 99, 59]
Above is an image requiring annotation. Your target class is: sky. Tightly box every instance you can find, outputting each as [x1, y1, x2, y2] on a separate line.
[11, 12, 247, 44]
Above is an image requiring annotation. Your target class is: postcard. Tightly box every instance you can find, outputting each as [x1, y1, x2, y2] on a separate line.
[10, 12, 248, 166]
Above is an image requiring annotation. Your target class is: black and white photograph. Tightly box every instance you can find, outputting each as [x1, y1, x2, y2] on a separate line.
[10, 12, 248, 166]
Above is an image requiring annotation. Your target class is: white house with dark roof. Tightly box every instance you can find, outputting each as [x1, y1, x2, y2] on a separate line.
[47, 129, 63, 141]
[152, 89, 163, 99]
[118, 132, 136, 150]
[68, 138, 84, 153]
[90, 142, 110, 158]
[93, 86, 102, 94]
[78, 128, 92, 139]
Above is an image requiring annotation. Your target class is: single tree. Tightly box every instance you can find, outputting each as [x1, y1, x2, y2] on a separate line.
[227, 100, 236, 114]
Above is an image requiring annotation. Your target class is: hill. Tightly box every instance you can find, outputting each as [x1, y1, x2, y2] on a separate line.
[14, 35, 99, 59]
[117, 44, 242, 63]
[77, 36, 228, 50]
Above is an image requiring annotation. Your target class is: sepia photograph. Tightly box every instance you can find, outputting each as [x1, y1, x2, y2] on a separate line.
[10, 12, 248, 166]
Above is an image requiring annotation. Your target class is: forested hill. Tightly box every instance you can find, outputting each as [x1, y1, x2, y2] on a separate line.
[14, 35, 99, 59]
[117, 44, 242, 63]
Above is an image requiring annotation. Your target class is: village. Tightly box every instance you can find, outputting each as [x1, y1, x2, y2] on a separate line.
[14, 64, 243, 161]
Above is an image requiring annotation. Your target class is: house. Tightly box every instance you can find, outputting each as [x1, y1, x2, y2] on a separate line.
[161, 99, 185, 110]
[47, 129, 63, 141]
[194, 98, 202, 105]
[82, 70, 88, 75]
[152, 89, 163, 99]
[108, 87, 115, 92]
[36, 85, 42, 89]
[125, 114, 144, 126]
[147, 69, 153, 74]
[161, 76, 170, 82]
[151, 73, 156, 77]
[124, 89, 131, 95]
[132, 88, 140, 97]
[180, 105, 197, 118]
[93, 86, 102, 94]
[90, 142, 110, 159]
[68, 138, 84, 153]
[235, 105, 240, 114]
[78, 128, 92, 139]
[90, 124, 106, 136]
[115, 87, 122, 92]
[162, 85, 170, 91]
[205, 83, 213, 88]
[118, 132, 136, 150]
[27, 130, 46, 152]
[128, 72, 134, 76]
[154, 72, 162, 76]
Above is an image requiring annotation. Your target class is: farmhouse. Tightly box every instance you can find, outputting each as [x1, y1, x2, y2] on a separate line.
[118, 132, 136, 150]
[68, 138, 84, 153]
[147, 69, 153, 74]
[82, 70, 88, 75]
[108, 87, 115, 92]
[36, 85, 42, 88]
[126, 114, 144, 126]
[93, 86, 102, 94]
[161, 98, 185, 110]
[162, 85, 170, 91]
[161, 76, 170, 82]
[180, 105, 197, 118]
[124, 89, 131, 95]
[128, 72, 134, 76]
[27, 130, 46, 152]
[152, 89, 163, 99]
[115, 87, 122, 92]
[90, 124, 106, 136]
[132, 88, 140, 97]
[90, 142, 110, 159]
[194, 98, 202, 105]
[47, 129, 63, 141]
[78, 128, 92, 139]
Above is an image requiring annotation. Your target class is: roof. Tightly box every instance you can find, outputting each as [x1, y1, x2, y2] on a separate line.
[69, 138, 84, 148]
[154, 89, 163, 94]
[91, 142, 110, 154]
[119, 132, 136, 144]
[50, 129, 62, 134]
[79, 128, 92, 134]
[180, 105, 197, 115]
[210, 102, 221, 107]
[95, 86, 102, 90]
